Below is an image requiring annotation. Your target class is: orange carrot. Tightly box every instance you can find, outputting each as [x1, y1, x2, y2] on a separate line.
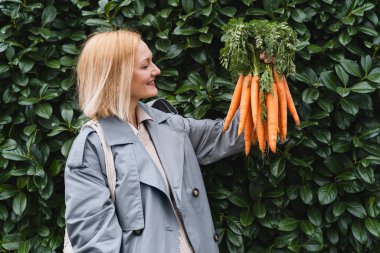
[244, 105, 253, 156]
[223, 75, 244, 132]
[238, 75, 252, 136]
[256, 90, 266, 154]
[283, 77, 300, 127]
[250, 75, 260, 130]
[265, 82, 279, 153]
[273, 68, 287, 143]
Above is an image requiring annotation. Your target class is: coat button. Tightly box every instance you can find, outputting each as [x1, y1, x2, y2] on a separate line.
[133, 229, 143, 236]
[214, 233, 219, 242]
[192, 188, 199, 197]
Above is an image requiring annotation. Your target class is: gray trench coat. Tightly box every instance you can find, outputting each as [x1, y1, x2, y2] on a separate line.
[65, 102, 244, 253]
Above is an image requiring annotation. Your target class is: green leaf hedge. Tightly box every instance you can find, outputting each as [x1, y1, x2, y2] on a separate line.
[0, 0, 379, 252]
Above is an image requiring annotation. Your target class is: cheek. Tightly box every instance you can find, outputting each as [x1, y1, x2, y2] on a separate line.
[132, 70, 148, 84]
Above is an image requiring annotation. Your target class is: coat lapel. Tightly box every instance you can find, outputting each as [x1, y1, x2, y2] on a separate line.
[145, 120, 185, 208]
[99, 116, 170, 199]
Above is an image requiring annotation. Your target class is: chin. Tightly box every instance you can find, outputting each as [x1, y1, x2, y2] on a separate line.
[144, 89, 158, 98]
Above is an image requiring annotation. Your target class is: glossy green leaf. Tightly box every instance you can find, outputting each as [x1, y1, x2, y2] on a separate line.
[335, 65, 349, 85]
[318, 183, 337, 205]
[299, 184, 313, 204]
[37, 226, 50, 237]
[226, 219, 245, 235]
[168, 0, 179, 6]
[191, 48, 206, 64]
[295, 67, 318, 85]
[339, 30, 352, 46]
[367, 67, 380, 83]
[299, 220, 314, 236]
[181, 0, 194, 13]
[155, 39, 170, 52]
[160, 68, 178, 77]
[312, 129, 331, 144]
[2, 149, 29, 161]
[35, 103, 53, 119]
[12, 192, 27, 216]
[227, 229, 243, 247]
[228, 194, 248, 208]
[60, 103, 73, 124]
[327, 228, 339, 245]
[240, 209, 254, 226]
[253, 201, 266, 219]
[19, 59, 34, 74]
[84, 18, 112, 27]
[0, 139, 17, 151]
[291, 8, 306, 23]
[352, 220, 368, 244]
[340, 97, 359, 115]
[193, 104, 210, 119]
[340, 59, 362, 77]
[18, 240, 31, 253]
[333, 201, 345, 217]
[320, 71, 338, 91]
[278, 218, 298, 231]
[46, 59, 60, 69]
[0, 185, 18, 200]
[62, 44, 79, 55]
[336, 87, 350, 97]
[61, 138, 75, 157]
[220, 7, 236, 17]
[199, 33, 213, 44]
[357, 26, 378, 36]
[357, 165, 375, 184]
[166, 44, 184, 59]
[41, 5, 57, 26]
[302, 88, 319, 104]
[346, 201, 367, 218]
[332, 140, 351, 153]
[350, 81, 375, 93]
[364, 217, 380, 237]
[361, 55, 372, 74]
[269, 157, 285, 178]
[0, 65, 10, 74]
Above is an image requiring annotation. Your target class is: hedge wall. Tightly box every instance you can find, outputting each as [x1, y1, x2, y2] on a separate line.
[0, 0, 379, 252]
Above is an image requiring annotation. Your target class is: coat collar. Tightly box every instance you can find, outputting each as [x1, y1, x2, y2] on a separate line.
[98, 102, 172, 146]
[97, 102, 184, 206]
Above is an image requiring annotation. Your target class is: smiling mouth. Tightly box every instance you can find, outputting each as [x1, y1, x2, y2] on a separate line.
[147, 80, 155, 85]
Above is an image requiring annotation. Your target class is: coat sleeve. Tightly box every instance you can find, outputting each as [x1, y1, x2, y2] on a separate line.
[182, 110, 244, 165]
[64, 130, 122, 253]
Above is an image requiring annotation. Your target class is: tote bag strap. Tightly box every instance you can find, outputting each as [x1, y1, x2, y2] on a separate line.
[81, 120, 116, 201]
[64, 120, 116, 253]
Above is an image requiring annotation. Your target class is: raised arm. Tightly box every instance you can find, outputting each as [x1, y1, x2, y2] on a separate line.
[182, 110, 244, 165]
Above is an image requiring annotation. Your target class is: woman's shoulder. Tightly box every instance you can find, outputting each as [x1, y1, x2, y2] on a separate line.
[66, 126, 100, 168]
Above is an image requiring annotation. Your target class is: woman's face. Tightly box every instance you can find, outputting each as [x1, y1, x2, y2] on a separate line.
[130, 40, 161, 103]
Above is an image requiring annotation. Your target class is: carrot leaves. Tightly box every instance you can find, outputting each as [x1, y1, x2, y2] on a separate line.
[220, 18, 299, 90]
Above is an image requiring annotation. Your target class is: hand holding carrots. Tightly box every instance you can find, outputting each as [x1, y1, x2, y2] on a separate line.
[220, 18, 300, 156]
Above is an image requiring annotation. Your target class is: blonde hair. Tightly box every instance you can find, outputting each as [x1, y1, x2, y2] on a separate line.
[76, 30, 141, 121]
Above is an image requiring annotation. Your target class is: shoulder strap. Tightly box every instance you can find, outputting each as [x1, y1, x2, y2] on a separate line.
[147, 98, 178, 114]
[81, 120, 116, 202]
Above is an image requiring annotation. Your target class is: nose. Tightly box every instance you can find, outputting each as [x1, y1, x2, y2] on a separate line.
[152, 63, 161, 76]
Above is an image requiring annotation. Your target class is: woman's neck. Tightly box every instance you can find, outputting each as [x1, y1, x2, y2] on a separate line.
[128, 101, 138, 129]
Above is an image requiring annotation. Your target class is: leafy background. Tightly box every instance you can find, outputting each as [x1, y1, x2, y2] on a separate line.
[0, 0, 379, 252]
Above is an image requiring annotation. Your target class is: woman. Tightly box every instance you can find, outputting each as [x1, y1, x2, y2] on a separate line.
[64, 30, 244, 253]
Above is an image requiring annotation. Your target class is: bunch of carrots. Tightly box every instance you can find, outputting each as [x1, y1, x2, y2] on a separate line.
[220, 18, 300, 156]
[222, 67, 300, 156]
